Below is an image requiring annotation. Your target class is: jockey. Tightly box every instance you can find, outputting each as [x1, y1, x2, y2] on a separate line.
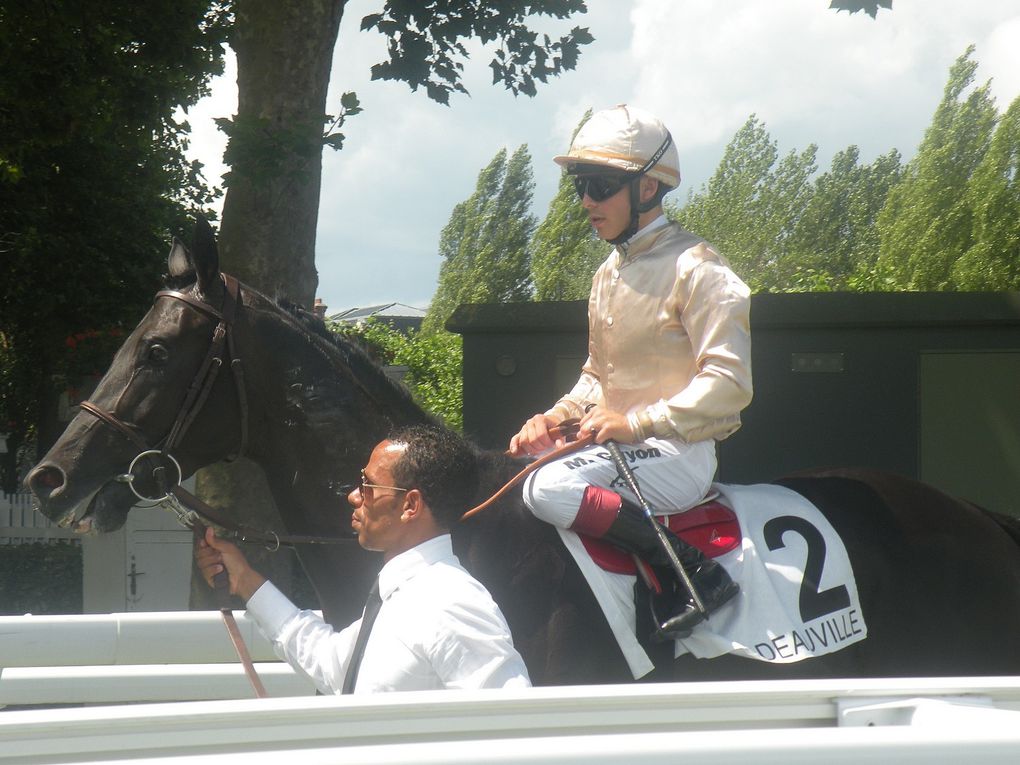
[510, 105, 753, 641]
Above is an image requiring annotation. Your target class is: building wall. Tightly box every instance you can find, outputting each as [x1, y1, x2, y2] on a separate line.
[449, 292, 1020, 517]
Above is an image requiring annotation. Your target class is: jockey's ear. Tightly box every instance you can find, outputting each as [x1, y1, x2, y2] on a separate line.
[191, 216, 221, 298]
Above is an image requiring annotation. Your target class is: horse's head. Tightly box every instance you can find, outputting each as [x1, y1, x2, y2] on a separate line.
[26, 218, 246, 532]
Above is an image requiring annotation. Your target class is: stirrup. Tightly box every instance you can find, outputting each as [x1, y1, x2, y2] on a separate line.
[649, 580, 740, 643]
[651, 606, 704, 642]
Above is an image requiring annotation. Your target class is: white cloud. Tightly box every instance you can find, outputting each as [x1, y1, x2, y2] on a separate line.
[179, 50, 236, 209]
[985, 16, 1020, 110]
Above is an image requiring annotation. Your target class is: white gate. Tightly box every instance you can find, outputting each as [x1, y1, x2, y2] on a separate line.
[1, 486, 193, 613]
[81, 484, 196, 613]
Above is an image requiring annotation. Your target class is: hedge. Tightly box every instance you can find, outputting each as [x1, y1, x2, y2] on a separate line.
[0, 541, 83, 615]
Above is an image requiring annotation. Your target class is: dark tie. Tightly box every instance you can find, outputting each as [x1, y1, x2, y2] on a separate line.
[341, 578, 382, 694]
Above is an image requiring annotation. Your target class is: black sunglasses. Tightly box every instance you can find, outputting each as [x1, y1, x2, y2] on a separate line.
[572, 173, 633, 202]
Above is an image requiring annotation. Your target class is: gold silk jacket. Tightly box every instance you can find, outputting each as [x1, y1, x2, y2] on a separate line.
[547, 219, 753, 444]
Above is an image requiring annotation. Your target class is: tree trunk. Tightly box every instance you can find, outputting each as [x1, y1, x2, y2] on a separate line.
[195, 0, 346, 607]
[217, 0, 346, 306]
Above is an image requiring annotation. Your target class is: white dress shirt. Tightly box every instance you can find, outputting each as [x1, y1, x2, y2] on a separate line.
[246, 534, 531, 694]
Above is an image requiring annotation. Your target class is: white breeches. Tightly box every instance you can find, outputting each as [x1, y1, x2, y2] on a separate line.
[522, 437, 717, 529]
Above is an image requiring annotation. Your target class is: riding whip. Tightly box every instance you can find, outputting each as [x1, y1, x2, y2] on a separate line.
[603, 440, 707, 617]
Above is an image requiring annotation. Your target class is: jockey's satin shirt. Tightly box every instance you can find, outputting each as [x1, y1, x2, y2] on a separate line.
[547, 217, 753, 444]
[246, 534, 531, 694]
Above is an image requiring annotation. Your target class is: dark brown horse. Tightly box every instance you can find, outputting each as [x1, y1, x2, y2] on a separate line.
[28, 221, 1020, 684]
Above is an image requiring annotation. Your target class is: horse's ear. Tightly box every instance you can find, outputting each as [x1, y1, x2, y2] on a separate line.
[167, 238, 192, 278]
[191, 216, 221, 295]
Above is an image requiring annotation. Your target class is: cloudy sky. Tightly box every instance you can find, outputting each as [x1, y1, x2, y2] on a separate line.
[184, 0, 1020, 313]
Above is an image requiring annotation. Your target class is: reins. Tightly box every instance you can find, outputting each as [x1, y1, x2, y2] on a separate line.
[461, 420, 593, 521]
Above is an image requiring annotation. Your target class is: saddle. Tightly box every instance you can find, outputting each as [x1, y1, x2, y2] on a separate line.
[579, 497, 741, 576]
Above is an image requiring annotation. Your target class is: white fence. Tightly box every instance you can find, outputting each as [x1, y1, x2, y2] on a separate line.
[0, 611, 315, 704]
[2, 677, 1020, 764]
[1, 488, 75, 545]
[2, 611, 1020, 763]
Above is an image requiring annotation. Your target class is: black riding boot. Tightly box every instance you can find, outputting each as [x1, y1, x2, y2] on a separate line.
[603, 499, 739, 640]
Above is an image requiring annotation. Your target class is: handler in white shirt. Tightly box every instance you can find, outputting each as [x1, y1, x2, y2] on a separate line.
[196, 425, 531, 694]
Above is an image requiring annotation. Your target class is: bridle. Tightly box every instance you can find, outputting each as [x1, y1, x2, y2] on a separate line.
[79, 274, 248, 477]
[78, 273, 323, 700]
[76, 274, 330, 549]
[76, 273, 593, 545]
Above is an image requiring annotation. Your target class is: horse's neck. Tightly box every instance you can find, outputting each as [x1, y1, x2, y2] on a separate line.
[238, 303, 427, 526]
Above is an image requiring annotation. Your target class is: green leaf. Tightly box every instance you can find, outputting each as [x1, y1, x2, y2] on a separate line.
[828, 0, 893, 17]
[340, 91, 361, 112]
[360, 13, 384, 31]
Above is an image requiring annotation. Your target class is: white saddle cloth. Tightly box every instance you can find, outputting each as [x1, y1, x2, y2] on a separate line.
[556, 482, 869, 679]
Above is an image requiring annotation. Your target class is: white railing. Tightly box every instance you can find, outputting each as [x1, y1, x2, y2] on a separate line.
[2, 612, 1020, 763]
[0, 611, 315, 705]
[1, 679, 1020, 763]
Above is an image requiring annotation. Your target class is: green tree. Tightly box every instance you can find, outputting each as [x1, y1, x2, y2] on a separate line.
[530, 171, 607, 300]
[425, 150, 507, 334]
[423, 145, 537, 332]
[763, 143, 819, 286]
[952, 95, 1020, 289]
[784, 146, 902, 290]
[530, 109, 609, 300]
[329, 319, 464, 430]
[873, 47, 998, 290]
[0, 1, 227, 488]
[674, 115, 778, 269]
[671, 115, 816, 291]
[475, 145, 538, 303]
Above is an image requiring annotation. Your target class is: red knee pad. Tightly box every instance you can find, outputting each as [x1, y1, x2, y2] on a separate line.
[571, 485, 622, 537]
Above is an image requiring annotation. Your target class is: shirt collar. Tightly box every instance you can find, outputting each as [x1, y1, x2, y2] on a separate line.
[618, 214, 669, 260]
[377, 534, 455, 600]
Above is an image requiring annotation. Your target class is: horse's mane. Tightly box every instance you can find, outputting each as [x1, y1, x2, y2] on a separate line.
[162, 273, 197, 291]
[256, 291, 435, 430]
[163, 271, 434, 431]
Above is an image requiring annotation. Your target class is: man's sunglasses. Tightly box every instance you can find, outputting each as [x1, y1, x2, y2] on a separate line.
[572, 173, 633, 202]
[358, 469, 409, 497]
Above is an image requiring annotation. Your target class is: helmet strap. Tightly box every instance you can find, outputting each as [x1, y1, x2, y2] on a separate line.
[607, 179, 643, 246]
[604, 132, 673, 247]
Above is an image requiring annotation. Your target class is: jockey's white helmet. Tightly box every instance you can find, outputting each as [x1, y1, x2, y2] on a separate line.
[553, 104, 680, 189]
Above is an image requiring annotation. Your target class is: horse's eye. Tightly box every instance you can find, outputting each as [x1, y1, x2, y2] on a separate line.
[147, 343, 170, 364]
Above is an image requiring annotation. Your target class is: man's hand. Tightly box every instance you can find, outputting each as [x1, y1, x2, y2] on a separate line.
[579, 407, 638, 444]
[195, 526, 267, 602]
[508, 413, 565, 457]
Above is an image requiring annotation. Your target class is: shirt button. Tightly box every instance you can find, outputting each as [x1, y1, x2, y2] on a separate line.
[606, 363, 615, 374]
[612, 269, 620, 279]
[607, 316, 614, 326]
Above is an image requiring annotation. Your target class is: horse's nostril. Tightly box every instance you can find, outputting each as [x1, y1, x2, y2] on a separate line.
[28, 465, 66, 499]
